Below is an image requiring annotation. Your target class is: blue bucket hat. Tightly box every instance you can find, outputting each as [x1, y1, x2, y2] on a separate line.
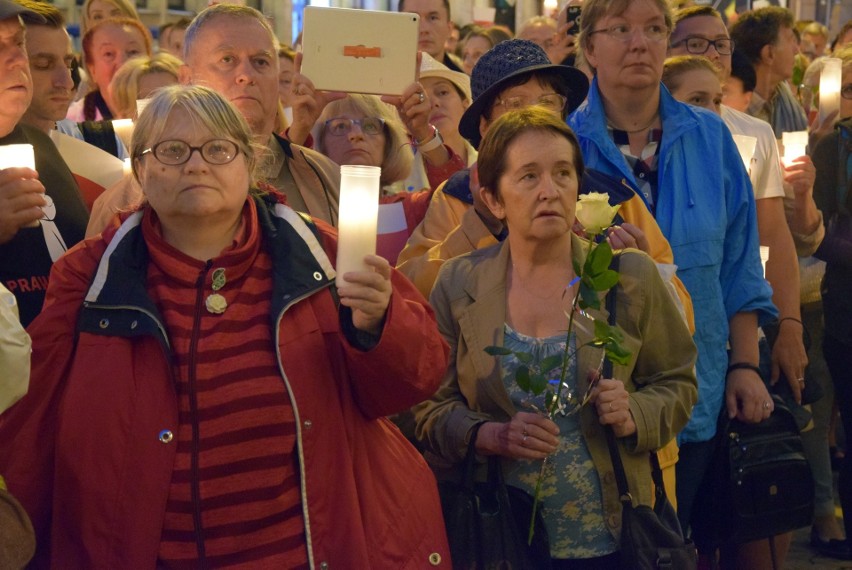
[458, 39, 589, 148]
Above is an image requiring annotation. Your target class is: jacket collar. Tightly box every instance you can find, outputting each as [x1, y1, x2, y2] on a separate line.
[81, 194, 336, 342]
[459, 234, 606, 418]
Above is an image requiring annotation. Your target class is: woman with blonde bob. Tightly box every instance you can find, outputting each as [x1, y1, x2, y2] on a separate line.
[416, 107, 697, 566]
[0, 84, 451, 567]
[312, 94, 432, 264]
[108, 52, 182, 119]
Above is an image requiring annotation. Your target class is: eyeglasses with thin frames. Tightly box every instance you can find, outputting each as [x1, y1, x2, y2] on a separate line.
[588, 23, 670, 43]
[670, 36, 735, 56]
[141, 139, 240, 166]
[494, 93, 568, 113]
[324, 117, 386, 137]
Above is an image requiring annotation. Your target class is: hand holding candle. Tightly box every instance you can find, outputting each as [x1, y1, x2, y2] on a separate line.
[0, 144, 44, 233]
[782, 131, 808, 167]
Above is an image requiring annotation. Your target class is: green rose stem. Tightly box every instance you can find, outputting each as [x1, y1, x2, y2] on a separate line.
[527, 237, 595, 545]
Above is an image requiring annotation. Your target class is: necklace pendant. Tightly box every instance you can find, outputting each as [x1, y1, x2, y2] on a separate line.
[205, 293, 227, 315]
[211, 268, 227, 291]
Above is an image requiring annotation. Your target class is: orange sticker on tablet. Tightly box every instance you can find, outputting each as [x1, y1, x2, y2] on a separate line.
[343, 45, 382, 58]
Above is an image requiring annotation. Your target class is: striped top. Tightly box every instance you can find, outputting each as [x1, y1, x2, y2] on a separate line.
[143, 201, 309, 568]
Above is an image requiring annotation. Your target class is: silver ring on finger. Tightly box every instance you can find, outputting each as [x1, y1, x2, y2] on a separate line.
[608, 402, 614, 412]
[763, 401, 771, 410]
[418, 91, 425, 104]
[797, 377, 805, 384]
[522, 434, 528, 446]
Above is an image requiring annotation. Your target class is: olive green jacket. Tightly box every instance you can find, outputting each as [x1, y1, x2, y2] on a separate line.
[414, 234, 698, 538]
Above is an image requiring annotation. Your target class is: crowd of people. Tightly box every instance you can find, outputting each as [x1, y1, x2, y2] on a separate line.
[0, 0, 851, 567]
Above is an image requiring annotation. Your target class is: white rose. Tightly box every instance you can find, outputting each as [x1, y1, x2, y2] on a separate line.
[575, 192, 619, 236]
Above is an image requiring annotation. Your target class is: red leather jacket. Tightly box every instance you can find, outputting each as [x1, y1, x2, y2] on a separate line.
[0, 195, 451, 569]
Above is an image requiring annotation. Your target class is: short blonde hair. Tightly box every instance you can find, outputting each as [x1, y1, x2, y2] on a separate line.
[109, 53, 182, 119]
[313, 94, 414, 186]
[131, 84, 257, 182]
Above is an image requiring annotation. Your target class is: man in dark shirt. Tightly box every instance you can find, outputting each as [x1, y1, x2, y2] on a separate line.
[0, 0, 88, 325]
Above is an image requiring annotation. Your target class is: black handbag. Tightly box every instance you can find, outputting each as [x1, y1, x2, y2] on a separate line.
[691, 398, 814, 547]
[601, 259, 697, 570]
[604, 431, 698, 570]
[437, 423, 552, 570]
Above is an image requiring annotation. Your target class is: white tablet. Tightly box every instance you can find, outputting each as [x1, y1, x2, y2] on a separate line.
[300, 7, 420, 96]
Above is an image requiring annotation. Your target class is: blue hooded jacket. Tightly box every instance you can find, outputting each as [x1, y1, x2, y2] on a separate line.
[569, 78, 776, 442]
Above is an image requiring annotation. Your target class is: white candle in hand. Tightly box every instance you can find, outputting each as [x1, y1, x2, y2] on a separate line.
[335, 165, 381, 288]
[819, 58, 842, 128]
[782, 131, 808, 167]
[0, 144, 40, 227]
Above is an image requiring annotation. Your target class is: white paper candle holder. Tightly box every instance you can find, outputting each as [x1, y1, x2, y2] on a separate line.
[819, 58, 842, 127]
[782, 131, 808, 167]
[0, 143, 35, 170]
[335, 165, 381, 288]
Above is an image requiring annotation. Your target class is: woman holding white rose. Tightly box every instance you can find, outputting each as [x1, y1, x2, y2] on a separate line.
[415, 108, 698, 566]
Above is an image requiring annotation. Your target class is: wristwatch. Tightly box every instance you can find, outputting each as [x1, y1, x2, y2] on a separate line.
[416, 125, 444, 153]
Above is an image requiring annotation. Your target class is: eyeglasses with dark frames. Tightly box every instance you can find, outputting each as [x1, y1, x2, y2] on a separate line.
[670, 36, 735, 56]
[141, 139, 240, 166]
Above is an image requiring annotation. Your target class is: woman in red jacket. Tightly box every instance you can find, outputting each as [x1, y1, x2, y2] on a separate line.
[0, 84, 451, 569]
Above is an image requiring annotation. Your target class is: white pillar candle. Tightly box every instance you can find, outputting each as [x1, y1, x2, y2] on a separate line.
[732, 134, 757, 176]
[0, 143, 35, 170]
[819, 57, 842, 127]
[112, 119, 134, 150]
[782, 130, 808, 166]
[0, 144, 38, 226]
[335, 165, 381, 288]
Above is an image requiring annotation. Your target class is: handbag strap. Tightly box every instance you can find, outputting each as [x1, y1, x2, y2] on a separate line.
[461, 422, 485, 489]
[598, 254, 669, 505]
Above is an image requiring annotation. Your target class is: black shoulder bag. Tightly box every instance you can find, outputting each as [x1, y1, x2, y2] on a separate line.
[602, 255, 698, 570]
[437, 423, 552, 569]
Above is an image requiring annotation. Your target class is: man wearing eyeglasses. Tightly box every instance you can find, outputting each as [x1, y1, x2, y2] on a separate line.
[670, 6, 825, 564]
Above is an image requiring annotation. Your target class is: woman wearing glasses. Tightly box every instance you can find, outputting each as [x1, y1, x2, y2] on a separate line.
[312, 93, 442, 264]
[415, 108, 697, 568]
[567, 0, 776, 559]
[0, 85, 451, 567]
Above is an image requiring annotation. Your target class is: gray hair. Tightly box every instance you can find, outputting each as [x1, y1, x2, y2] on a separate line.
[131, 84, 257, 180]
[313, 94, 414, 186]
[183, 4, 279, 62]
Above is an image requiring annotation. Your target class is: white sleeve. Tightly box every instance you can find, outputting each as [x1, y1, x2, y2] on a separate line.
[0, 284, 31, 414]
